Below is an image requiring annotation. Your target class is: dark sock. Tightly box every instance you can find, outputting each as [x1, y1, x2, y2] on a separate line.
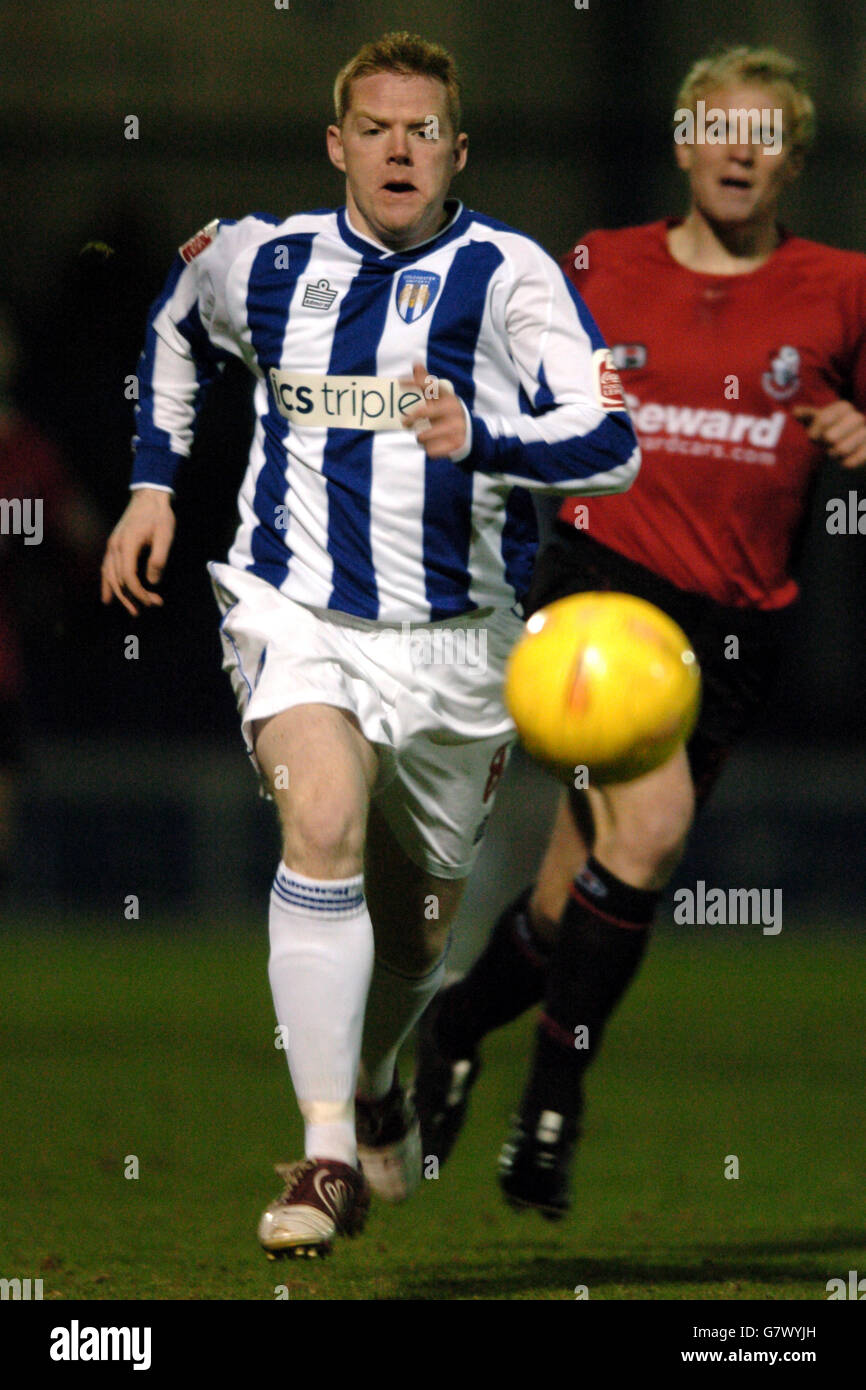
[435, 886, 552, 1058]
[520, 857, 658, 1131]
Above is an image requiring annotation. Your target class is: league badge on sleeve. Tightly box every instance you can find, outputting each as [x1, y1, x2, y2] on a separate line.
[396, 270, 441, 323]
[179, 219, 220, 264]
[592, 348, 627, 411]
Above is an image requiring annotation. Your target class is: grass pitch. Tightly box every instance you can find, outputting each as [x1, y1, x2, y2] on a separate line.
[1, 918, 863, 1301]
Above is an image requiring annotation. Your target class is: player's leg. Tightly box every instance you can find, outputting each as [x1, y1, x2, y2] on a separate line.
[531, 786, 595, 937]
[415, 528, 691, 1170]
[500, 586, 792, 1215]
[498, 744, 694, 1215]
[415, 745, 692, 1177]
[360, 797, 460, 1090]
[367, 598, 520, 1174]
[255, 701, 378, 1256]
[209, 567, 473, 1247]
[413, 780, 582, 1165]
[412, 681, 595, 1165]
[427, 786, 589, 1079]
[415, 525, 606, 1107]
[355, 800, 463, 1198]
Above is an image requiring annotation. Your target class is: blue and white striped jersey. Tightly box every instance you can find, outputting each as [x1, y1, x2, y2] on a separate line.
[131, 201, 639, 622]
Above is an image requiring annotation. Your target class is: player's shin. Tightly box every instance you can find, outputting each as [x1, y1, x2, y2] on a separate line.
[412, 888, 554, 1167]
[354, 953, 444, 1201]
[268, 863, 374, 1167]
[497, 859, 657, 1215]
[359, 951, 447, 1100]
[432, 886, 552, 1059]
[520, 857, 657, 1130]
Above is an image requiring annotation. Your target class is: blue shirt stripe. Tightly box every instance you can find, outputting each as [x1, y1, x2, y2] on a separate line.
[500, 486, 537, 605]
[321, 265, 393, 618]
[468, 410, 635, 484]
[563, 276, 608, 350]
[424, 241, 504, 617]
[131, 258, 187, 485]
[245, 232, 315, 587]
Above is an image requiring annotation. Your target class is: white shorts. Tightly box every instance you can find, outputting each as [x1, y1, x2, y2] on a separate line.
[208, 562, 522, 879]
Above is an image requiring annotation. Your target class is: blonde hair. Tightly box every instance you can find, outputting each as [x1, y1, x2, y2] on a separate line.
[676, 46, 815, 154]
[333, 31, 462, 133]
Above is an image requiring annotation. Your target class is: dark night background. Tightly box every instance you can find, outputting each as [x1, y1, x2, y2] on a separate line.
[0, 0, 864, 927]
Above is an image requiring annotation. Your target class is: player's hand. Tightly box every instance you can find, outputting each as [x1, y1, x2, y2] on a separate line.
[100, 488, 176, 615]
[401, 361, 468, 459]
[793, 400, 866, 469]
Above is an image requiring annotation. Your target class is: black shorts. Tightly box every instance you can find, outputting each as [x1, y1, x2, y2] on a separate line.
[526, 523, 793, 806]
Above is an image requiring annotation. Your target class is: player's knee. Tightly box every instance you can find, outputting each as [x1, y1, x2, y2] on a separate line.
[278, 793, 366, 877]
[529, 881, 569, 940]
[387, 919, 451, 976]
[599, 786, 694, 884]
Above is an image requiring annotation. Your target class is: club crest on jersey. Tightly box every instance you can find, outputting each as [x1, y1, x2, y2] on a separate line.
[762, 345, 801, 400]
[179, 219, 219, 264]
[611, 343, 647, 371]
[396, 270, 440, 323]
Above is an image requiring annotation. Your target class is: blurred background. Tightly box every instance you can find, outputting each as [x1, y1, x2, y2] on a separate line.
[0, 0, 864, 943]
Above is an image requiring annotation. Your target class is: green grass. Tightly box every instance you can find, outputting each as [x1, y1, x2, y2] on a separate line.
[1, 919, 863, 1300]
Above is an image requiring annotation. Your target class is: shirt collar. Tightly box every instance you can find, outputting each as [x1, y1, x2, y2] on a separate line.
[337, 199, 469, 263]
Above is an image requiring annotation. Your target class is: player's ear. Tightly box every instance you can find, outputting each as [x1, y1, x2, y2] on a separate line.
[326, 123, 347, 174]
[782, 145, 805, 184]
[452, 132, 468, 174]
[673, 139, 692, 173]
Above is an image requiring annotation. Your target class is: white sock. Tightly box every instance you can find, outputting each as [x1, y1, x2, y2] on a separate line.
[360, 949, 448, 1100]
[268, 863, 374, 1166]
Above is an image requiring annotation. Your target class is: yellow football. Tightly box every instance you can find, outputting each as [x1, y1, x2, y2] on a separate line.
[504, 591, 701, 784]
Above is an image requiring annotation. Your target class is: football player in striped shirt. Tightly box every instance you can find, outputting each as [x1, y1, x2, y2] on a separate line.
[100, 31, 639, 1257]
[413, 45, 866, 1217]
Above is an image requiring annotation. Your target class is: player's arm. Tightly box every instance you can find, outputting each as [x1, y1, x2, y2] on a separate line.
[792, 266, 866, 469]
[100, 487, 175, 615]
[404, 240, 639, 493]
[101, 220, 239, 613]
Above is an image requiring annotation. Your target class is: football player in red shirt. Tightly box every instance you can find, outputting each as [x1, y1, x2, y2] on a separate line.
[413, 45, 866, 1215]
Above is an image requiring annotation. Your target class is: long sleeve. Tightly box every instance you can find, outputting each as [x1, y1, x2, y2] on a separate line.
[457, 237, 640, 495]
[130, 219, 243, 491]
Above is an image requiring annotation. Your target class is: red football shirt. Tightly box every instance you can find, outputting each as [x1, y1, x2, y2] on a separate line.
[560, 220, 866, 608]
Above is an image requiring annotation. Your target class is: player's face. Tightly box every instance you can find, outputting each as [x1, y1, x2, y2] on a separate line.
[675, 82, 802, 230]
[327, 72, 468, 251]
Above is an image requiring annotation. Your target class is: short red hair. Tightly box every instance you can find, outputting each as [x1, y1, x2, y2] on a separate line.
[333, 31, 462, 134]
